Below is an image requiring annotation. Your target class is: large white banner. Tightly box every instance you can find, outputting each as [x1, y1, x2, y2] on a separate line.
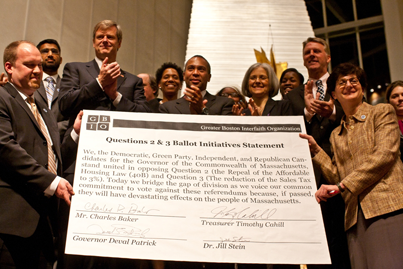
[65, 111, 330, 265]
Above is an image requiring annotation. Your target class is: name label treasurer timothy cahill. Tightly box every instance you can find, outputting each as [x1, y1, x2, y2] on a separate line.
[201, 220, 285, 228]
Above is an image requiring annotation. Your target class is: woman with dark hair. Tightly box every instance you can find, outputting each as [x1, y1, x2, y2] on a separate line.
[155, 62, 183, 104]
[386, 80, 403, 162]
[241, 63, 292, 116]
[279, 68, 304, 98]
[301, 63, 403, 269]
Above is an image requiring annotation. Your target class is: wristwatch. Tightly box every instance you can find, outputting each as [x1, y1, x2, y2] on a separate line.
[336, 182, 345, 193]
[202, 106, 209, 115]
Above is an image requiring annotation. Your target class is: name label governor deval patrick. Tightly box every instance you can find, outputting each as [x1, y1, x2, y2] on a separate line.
[65, 111, 330, 265]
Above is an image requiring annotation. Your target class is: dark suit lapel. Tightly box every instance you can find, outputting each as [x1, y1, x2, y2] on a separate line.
[117, 70, 126, 91]
[4, 83, 42, 131]
[262, 99, 276, 116]
[36, 82, 48, 104]
[175, 97, 191, 114]
[204, 92, 215, 109]
[56, 76, 61, 88]
[86, 60, 100, 79]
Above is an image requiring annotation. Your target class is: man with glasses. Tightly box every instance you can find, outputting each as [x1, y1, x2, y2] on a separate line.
[35, 39, 68, 140]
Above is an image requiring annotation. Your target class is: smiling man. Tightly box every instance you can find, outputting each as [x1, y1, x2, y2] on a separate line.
[285, 37, 343, 169]
[57, 20, 150, 269]
[282, 38, 350, 269]
[0, 40, 74, 269]
[59, 20, 150, 128]
[159, 55, 233, 115]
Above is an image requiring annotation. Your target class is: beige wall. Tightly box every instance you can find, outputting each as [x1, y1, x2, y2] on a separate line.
[0, 0, 192, 76]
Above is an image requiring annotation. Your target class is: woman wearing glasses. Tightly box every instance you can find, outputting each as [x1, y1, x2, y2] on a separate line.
[241, 63, 292, 116]
[216, 85, 247, 113]
[300, 63, 403, 269]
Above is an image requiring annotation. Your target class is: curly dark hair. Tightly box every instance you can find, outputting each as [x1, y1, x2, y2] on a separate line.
[327, 63, 367, 96]
[155, 62, 183, 85]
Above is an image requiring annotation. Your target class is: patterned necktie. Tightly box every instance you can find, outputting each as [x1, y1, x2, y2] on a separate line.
[45, 76, 56, 109]
[316, 80, 325, 101]
[27, 97, 57, 175]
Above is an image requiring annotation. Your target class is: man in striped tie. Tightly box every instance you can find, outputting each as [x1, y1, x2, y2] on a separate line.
[35, 39, 69, 141]
[282, 38, 350, 269]
[0, 40, 75, 269]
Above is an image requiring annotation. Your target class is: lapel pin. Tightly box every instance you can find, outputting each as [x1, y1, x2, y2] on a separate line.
[361, 115, 366, 119]
[43, 108, 48, 113]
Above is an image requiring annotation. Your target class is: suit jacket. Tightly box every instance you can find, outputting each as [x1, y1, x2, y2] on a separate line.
[59, 59, 150, 127]
[243, 98, 293, 116]
[148, 98, 161, 113]
[285, 84, 344, 185]
[59, 60, 150, 182]
[313, 103, 403, 230]
[285, 84, 344, 155]
[159, 91, 233, 115]
[34, 75, 69, 140]
[0, 82, 62, 238]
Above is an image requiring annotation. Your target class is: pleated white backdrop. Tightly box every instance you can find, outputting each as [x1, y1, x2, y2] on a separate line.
[186, 0, 314, 96]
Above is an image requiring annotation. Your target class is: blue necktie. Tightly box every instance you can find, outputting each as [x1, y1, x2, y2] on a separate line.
[316, 80, 325, 101]
[45, 77, 56, 109]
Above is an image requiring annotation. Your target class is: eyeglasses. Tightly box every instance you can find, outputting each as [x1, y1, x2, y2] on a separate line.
[249, 75, 268, 82]
[220, 92, 240, 98]
[40, 48, 60, 55]
[337, 78, 360, 89]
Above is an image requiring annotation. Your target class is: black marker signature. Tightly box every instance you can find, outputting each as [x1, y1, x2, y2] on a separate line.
[87, 224, 150, 238]
[211, 206, 277, 220]
[220, 236, 250, 243]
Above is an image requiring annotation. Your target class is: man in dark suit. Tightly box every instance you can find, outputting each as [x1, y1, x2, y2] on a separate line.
[58, 18, 151, 206]
[159, 55, 233, 115]
[34, 39, 68, 140]
[160, 55, 234, 269]
[59, 19, 150, 129]
[282, 37, 350, 269]
[0, 40, 74, 269]
[57, 20, 150, 269]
